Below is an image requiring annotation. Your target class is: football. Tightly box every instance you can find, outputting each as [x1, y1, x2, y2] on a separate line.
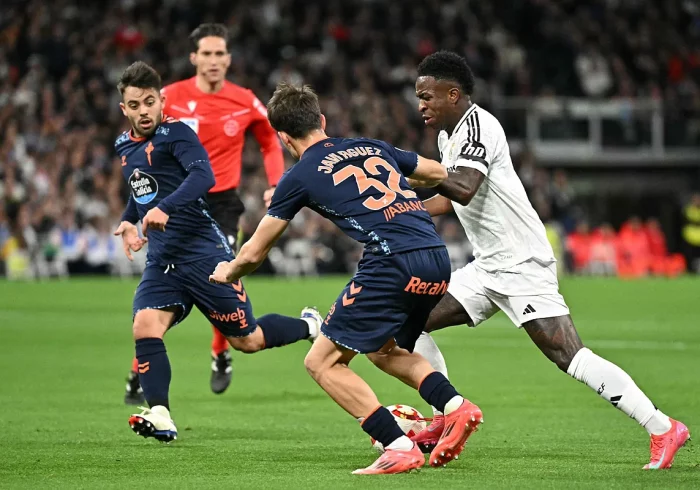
[370, 404, 427, 453]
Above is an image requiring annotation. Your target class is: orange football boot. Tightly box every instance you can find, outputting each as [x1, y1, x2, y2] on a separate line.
[411, 414, 444, 453]
[643, 419, 690, 470]
[429, 400, 483, 467]
[353, 443, 425, 475]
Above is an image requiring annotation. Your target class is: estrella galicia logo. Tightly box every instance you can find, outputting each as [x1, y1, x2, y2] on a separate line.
[129, 169, 158, 204]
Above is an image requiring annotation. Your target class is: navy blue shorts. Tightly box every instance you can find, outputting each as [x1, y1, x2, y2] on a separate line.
[133, 255, 256, 337]
[321, 246, 451, 354]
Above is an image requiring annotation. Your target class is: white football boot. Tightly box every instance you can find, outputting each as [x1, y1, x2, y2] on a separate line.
[129, 405, 178, 443]
[301, 307, 322, 342]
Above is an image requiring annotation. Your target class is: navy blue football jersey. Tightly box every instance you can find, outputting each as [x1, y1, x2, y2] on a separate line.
[116, 120, 231, 265]
[267, 137, 444, 254]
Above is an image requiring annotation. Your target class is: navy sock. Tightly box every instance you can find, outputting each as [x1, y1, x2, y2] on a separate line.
[135, 338, 171, 410]
[361, 407, 406, 448]
[256, 314, 309, 349]
[418, 371, 459, 414]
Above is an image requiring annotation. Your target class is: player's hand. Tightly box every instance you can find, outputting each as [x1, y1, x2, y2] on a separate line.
[263, 187, 276, 209]
[209, 260, 237, 284]
[142, 207, 169, 236]
[114, 221, 147, 261]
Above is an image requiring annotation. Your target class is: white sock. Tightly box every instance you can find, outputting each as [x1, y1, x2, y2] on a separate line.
[386, 435, 414, 451]
[567, 348, 672, 435]
[414, 332, 449, 416]
[444, 395, 465, 415]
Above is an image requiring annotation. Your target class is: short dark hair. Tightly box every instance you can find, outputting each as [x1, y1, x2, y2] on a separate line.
[267, 82, 322, 139]
[189, 23, 229, 52]
[417, 51, 475, 95]
[117, 61, 162, 96]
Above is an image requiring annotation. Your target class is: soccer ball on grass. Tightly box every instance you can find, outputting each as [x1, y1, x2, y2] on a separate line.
[370, 404, 427, 453]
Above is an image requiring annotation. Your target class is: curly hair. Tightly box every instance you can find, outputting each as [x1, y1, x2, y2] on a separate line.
[417, 51, 475, 95]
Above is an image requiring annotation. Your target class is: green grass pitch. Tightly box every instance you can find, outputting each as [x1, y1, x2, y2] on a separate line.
[1, 276, 698, 489]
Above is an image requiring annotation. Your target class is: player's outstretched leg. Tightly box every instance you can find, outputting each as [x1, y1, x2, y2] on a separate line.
[367, 339, 482, 468]
[411, 293, 475, 452]
[210, 326, 232, 394]
[128, 308, 178, 443]
[304, 336, 424, 475]
[225, 308, 321, 354]
[412, 333, 448, 452]
[124, 357, 145, 405]
[524, 315, 690, 469]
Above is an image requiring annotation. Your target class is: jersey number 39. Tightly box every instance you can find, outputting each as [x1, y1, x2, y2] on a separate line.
[332, 157, 417, 211]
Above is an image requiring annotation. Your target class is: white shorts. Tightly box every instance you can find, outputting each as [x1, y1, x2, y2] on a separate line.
[447, 259, 570, 327]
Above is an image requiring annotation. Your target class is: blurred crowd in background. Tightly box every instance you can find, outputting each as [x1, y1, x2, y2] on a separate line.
[1, 0, 700, 279]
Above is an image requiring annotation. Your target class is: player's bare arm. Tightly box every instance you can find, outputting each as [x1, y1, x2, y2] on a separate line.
[406, 156, 448, 188]
[434, 167, 485, 206]
[423, 194, 454, 217]
[209, 215, 289, 284]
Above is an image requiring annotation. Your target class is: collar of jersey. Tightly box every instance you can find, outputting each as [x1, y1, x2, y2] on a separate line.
[450, 103, 478, 139]
[300, 137, 338, 160]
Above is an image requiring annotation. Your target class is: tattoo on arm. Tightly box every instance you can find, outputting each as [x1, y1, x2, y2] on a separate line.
[435, 167, 485, 206]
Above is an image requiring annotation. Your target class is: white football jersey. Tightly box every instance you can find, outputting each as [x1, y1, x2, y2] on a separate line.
[437, 104, 555, 272]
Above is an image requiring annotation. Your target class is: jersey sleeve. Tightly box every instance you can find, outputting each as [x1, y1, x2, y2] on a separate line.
[451, 113, 497, 176]
[373, 141, 419, 176]
[157, 122, 216, 215]
[248, 92, 285, 186]
[167, 122, 211, 170]
[266, 170, 308, 221]
[120, 195, 139, 224]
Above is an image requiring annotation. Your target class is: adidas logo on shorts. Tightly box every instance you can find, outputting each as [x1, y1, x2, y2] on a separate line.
[522, 304, 536, 315]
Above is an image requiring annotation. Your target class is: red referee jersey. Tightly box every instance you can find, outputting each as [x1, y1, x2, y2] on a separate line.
[162, 77, 284, 193]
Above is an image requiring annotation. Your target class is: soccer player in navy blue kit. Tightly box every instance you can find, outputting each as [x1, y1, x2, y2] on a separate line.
[113, 63, 322, 442]
[209, 82, 483, 474]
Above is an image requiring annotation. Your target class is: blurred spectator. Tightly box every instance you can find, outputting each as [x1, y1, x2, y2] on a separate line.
[537, 201, 566, 274]
[0, 205, 9, 276]
[550, 170, 576, 232]
[566, 221, 592, 274]
[645, 218, 687, 277]
[589, 224, 618, 277]
[81, 216, 115, 275]
[681, 193, 700, 273]
[576, 44, 613, 98]
[1, 0, 699, 278]
[2, 204, 33, 279]
[617, 217, 652, 278]
[645, 218, 668, 259]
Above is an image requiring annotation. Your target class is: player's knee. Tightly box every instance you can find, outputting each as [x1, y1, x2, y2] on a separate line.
[304, 350, 326, 381]
[228, 333, 264, 354]
[132, 310, 168, 340]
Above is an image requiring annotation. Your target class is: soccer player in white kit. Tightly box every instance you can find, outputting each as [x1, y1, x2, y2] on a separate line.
[408, 51, 689, 470]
